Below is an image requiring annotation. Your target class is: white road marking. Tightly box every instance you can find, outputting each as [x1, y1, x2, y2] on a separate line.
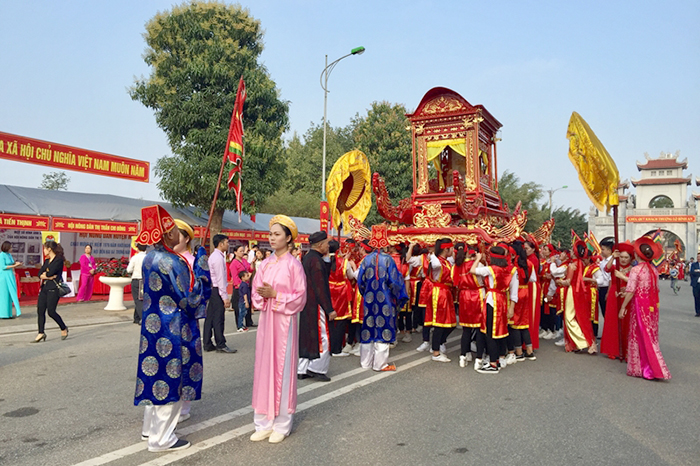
[73, 335, 460, 466]
[139, 343, 461, 466]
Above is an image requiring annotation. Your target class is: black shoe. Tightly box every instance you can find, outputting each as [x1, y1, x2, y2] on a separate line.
[216, 346, 237, 353]
[204, 346, 216, 352]
[248, 324, 258, 328]
[168, 439, 190, 451]
[476, 364, 500, 374]
[133, 321, 141, 325]
[307, 370, 331, 382]
[297, 373, 313, 380]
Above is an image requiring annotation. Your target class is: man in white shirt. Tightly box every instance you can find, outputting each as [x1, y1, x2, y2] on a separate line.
[247, 243, 258, 264]
[127, 243, 148, 324]
[597, 240, 614, 320]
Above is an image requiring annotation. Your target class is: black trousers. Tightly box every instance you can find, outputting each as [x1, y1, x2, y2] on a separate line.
[37, 287, 66, 333]
[431, 327, 453, 352]
[460, 327, 477, 356]
[693, 286, 700, 316]
[346, 322, 361, 345]
[397, 311, 412, 332]
[204, 288, 227, 349]
[475, 304, 501, 363]
[598, 286, 609, 318]
[131, 278, 143, 323]
[510, 326, 532, 348]
[329, 319, 348, 354]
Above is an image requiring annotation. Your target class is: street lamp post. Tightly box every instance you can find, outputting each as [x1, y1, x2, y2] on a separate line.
[320, 46, 365, 202]
[547, 185, 568, 219]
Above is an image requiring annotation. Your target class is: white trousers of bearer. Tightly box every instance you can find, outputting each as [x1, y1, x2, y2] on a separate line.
[142, 400, 183, 452]
[298, 309, 331, 375]
[254, 319, 295, 436]
[360, 342, 390, 371]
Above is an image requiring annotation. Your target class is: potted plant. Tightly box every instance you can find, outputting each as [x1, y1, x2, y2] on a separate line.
[97, 256, 132, 311]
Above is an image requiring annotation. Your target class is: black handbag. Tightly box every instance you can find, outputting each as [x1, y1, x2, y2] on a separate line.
[54, 279, 71, 298]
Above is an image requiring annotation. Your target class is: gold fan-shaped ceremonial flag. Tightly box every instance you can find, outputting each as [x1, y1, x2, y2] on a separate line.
[566, 112, 620, 212]
[326, 150, 372, 230]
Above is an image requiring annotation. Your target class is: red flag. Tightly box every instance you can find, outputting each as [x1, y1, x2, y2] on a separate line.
[674, 238, 682, 253]
[224, 76, 247, 221]
[571, 229, 582, 247]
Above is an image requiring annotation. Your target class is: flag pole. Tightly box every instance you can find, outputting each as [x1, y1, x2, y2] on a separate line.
[202, 155, 228, 248]
[612, 203, 624, 362]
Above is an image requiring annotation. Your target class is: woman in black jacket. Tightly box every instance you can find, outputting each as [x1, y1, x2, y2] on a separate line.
[32, 240, 68, 342]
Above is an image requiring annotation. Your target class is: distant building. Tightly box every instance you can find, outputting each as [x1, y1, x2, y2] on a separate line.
[588, 151, 699, 258]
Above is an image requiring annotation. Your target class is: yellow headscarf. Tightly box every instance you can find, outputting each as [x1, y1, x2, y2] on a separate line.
[269, 215, 298, 240]
[173, 219, 195, 251]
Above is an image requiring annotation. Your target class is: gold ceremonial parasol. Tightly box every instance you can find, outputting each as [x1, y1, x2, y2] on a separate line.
[566, 112, 619, 212]
[326, 149, 372, 230]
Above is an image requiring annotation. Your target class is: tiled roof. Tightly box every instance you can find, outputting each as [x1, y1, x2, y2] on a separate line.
[636, 158, 687, 170]
[630, 177, 691, 187]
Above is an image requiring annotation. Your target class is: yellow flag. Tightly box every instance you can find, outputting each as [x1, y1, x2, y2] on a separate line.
[566, 112, 619, 212]
[326, 150, 372, 229]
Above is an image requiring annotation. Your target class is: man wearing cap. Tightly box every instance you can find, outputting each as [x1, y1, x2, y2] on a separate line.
[127, 243, 148, 325]
[203, 234, 236, 354]
[134, 205, 211, 452]
[298, 231, 336, 381]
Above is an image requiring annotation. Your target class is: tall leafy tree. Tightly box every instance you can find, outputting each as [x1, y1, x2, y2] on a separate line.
[497, 170, 547, 232]
[259, 123, 355, 218]
[39, 171, 69, 190]
[551, 206, 587, 248]
[130, 1, 289, 234]
[352, 101, 412, 226]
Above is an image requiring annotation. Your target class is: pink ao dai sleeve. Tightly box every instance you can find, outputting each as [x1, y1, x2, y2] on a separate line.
[252, 254, 307, 316]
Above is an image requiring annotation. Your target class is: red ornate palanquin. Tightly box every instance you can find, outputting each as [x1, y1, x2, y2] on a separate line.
[351, 87, 527, 245]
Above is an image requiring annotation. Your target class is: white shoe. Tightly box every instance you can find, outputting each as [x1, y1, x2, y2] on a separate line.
[505, 353, 517, 365]
[465, 353, 472, 362]
[432, 354, 451, 363]
[416, 341, 430, 352]
[389, 342, 397, 349]
[250, 430, 273, 441]
[342, 343, 353, 353]
[555, 329, 564, 338]
[459, 355, 467, 368]
[474, 358, 482, 371]
[499, 357, 506, 369]
[351, 345, 361, 356]
[178, 413, 191, 423]
[539, 329, 547, 338]
[269, 432, 286, 444]
[401, 333, 412, 343]
[542, 330, 553, 340]
[554, 339, 566, 346]
[439, 344, 447, 354]
[331, 352, 350, 357]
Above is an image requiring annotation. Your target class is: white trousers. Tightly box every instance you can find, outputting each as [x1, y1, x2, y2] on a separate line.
[298, 310, 330, 375]
[254, 320, 295, 436]
[360, 342, 390, 371]
[142, 400, 183, 451]
[181, 400, 191, 416]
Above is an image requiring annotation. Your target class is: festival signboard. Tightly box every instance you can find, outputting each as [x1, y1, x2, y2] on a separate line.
[625, 215, 696, 223]
[0, 132, 149, 183]
[52, 217, 139, 235]
[0, 213, 50, 231]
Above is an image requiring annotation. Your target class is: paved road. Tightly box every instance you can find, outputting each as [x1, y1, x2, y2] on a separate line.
[1, 282, 698, 466]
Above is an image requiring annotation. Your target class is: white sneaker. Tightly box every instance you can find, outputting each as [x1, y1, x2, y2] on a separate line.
[539, 329, 547, 338]
[459, 355, 467, 368]
[505, 353, 517, 365]
[331, 352, 350, 357]
[499, 357, 506, 369]
[555, 329, 564, 339]
[554, 338, 566, 346]
[178, 413, 191, 423]
[416, 341, 430, 352]
[439, 344, 447, 354]
[474, 358, 482, 371]
[542, 330, 554, 340]
[483, 355, 490, 366]
[351, 346, 361, 356]
[432, 354, 451, 363]
[342, 343, 353, 353]
[465, 353, 473, 362]
[401, 333, 412, 343]
[389, 342, 397, 349]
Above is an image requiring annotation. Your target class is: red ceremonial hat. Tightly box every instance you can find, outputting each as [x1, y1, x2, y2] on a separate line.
[614, 241, 634, 256]
[546, 243, 557, 254]
[633, 236, 663, 262]
[136, 205, 176, 245]
[573, 239, 588, 259]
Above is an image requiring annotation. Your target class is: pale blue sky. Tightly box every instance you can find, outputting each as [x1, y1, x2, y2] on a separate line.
[1, 0, 698, 215]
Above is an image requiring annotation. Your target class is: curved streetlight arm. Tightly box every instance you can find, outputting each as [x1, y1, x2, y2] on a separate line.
[320, 53, 353, 92]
